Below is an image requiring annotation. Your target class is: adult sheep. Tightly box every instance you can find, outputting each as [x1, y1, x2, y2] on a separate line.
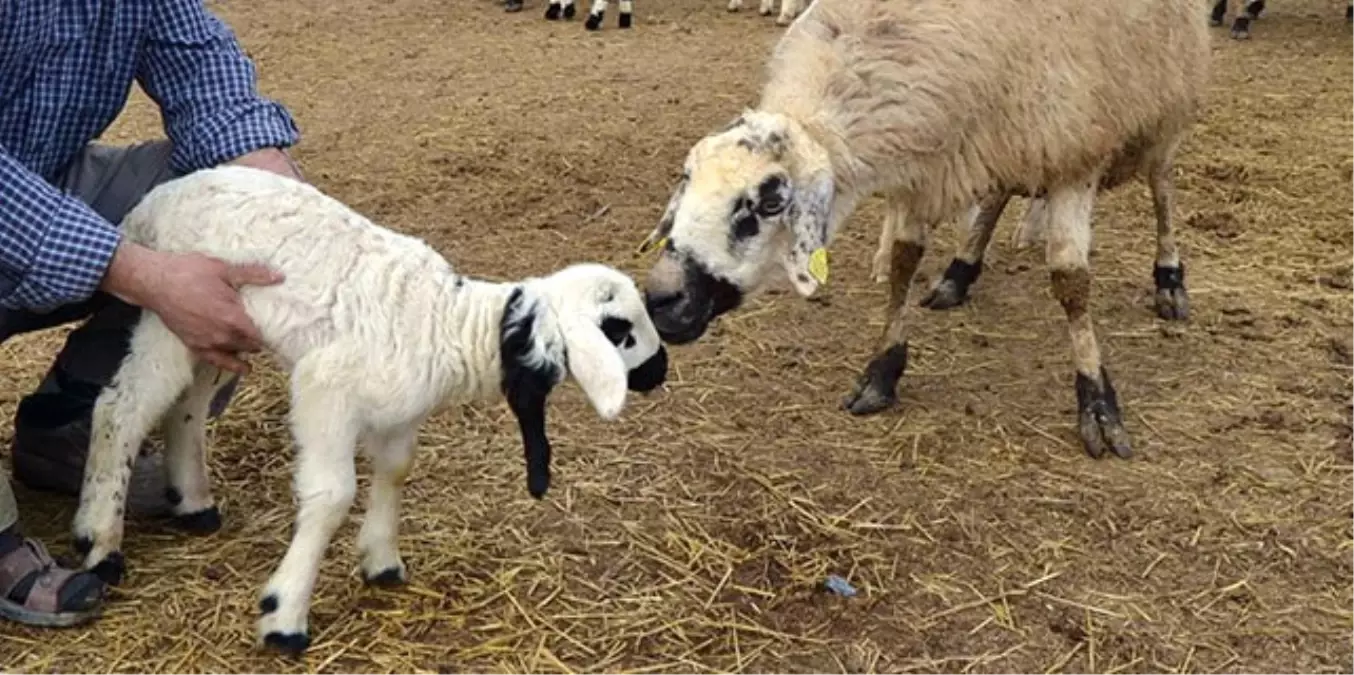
[639, 0, 1209, 460]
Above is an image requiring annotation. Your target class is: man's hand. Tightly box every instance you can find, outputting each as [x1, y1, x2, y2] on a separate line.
[100, 241, 285, 375]
[228, 147, 305, 182]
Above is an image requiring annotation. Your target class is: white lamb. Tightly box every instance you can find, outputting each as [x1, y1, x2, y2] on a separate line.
[639, 0, 1209, 460]
[544, 0, 633, 30]
[726, 0, 806, 27]
[71, 166, 669, 657]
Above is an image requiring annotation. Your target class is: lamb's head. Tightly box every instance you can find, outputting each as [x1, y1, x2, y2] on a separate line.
[639, 110, 836, 345]
[500, 264, 668, 499]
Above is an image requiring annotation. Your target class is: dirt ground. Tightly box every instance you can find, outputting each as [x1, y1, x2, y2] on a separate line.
[1, 0, 1351, 672]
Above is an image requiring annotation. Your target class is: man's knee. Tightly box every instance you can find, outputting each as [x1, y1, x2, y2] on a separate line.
[58, 141, 179, 226]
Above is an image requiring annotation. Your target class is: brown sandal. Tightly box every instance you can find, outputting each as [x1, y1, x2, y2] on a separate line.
[0, 537, 104, 628]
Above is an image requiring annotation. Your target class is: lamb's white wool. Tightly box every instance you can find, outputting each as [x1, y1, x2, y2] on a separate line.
[71, 166, 667, 656]
[640, 0, 1208, 460]
[726, 0, 806, 26]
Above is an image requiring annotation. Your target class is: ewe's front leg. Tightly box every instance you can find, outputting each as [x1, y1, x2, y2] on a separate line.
[921, 193, 1011, 310]
[1148, 150, 1189, 320]
[73, 318, 194, 586]
[1045, 181, 1133, 459]
[258, 358, 360, 657]
[843, 200, 929, 416]
[356, 425, 420, 587]
[161, 365, 237, 536]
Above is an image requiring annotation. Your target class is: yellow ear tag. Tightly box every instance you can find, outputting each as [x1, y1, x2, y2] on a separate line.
[639, 236, 669, 256]
[808, 247, 830, 285]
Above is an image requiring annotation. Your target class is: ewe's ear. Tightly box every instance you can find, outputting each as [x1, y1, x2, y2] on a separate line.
[782, 169, 835, 297]
[638, 175, 688, 255]
[559, 313, 630, 420]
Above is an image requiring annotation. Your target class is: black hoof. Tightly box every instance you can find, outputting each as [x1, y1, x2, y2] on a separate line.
[505, 0, 523, 11]
[90, 552, 126, 587]
[759, 7, 773, 15]
[1230, 16, 1251, 38]
[618, 11, 632, 27]
[362, 566, 407, 587]
[172, 506, 223, 535]
[1245, 0, 1264, 17]
[264, 631, 311, 658]
[544, 4, 561, 19]
[585, 11, 602, 29]
[1075, 368, 1133, 459]
[1153, 263, 1189, 321]
[841, 343, 908, 416]
[562, 3, 576, 19]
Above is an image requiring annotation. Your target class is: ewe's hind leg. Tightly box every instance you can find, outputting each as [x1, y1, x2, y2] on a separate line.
[843, 199, 929, 416]
[921, 193, 1011, 310]
[258, 351, 360, 657]
[356, 425, 420, 586]
[1011, 194, 1050, 250]
[1045, 181, 1133, 460]
[73, 317, 194, 586]
[160, 365, 236, 535]
[1148, 148, 1189, 321]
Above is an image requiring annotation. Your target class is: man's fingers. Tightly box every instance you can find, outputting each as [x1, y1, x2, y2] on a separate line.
[198, 349, 252, 376]
[224, 262, 286, 289]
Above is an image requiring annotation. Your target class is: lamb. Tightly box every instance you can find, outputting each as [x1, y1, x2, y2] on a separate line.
[71, 166, 669, 657]
[726, 0, 806, 27]
[543, 0, 633, 30]
[639, 0, 1209, 460]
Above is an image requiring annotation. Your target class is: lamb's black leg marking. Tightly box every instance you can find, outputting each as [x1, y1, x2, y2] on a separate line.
[263, 632, 311, 659]
[545, 2, 562, 19]
[618, 11, 632, 27]
[362, 567, 407, 587]
[563, 3, 577, 18]
[89, 552, 125, 587]
[500, 288, 561, 500]
[1245, 0, 1264, 17]
[1231, 14, 1251, 38]
[585, 11, 604, 29]
[1210, 0, 1227, 25]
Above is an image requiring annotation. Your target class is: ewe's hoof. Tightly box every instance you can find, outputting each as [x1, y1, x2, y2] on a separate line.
[920, 279, 967, 311]
[362, 566, 408, 587]
[1152, 264, 1189, 321]
[263, 631, 311, 659]
[841, 344, 909, 416]
[172, 506, 223, 535]
[1075, 369, 1133, 460]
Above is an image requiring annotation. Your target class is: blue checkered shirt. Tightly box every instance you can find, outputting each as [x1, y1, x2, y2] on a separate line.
[0, 0, 300, 312]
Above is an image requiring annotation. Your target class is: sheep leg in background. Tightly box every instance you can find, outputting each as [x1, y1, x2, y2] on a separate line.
[728, 0, 744, 12]
[758, 0, 775, 16]
[843, 198, 928, 416]
[258, 349, 360, 657]
[160, 364, 234, 535]
[1148, 143, 1189, 321]
[1044, 179, 1133, 460]
[546, 0, 576, 21]
[775, 0, 802, 25]
[356, 425, 420, 586]
[1209, 0, 1227, 25]
[920, 193, 1011, 310]
[1010, 194, 1050, 249]
[585, 0, 618, 29]
[870, 210, 896, 284]
[73, 316, 195, 586]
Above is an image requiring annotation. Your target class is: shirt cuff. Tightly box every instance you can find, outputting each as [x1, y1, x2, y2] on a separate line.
[169, 99, 301, 174]
[4, 201, 122, 312]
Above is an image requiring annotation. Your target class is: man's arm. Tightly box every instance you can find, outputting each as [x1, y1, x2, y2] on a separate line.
[135, 0, 301, 176]
[0, 149, 122, 312]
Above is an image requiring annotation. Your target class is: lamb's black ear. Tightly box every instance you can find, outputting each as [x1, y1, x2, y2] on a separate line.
[499, 288, 562, 499]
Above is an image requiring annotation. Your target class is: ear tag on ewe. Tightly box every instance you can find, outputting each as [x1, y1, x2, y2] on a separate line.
[808, 247, 830, 285]
[638, 236, 669, 257]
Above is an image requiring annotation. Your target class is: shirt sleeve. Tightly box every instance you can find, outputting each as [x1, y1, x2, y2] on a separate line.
[0, 149, 122, 312]
[135, 0, 301, 174]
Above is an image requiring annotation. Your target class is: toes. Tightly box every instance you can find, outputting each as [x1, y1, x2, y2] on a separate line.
[920, 281, 965, 310]
[88, 552, 125, 587]
[362, 565, 407, 587]
[172, 506, 223, 535]
[1155, 289, 1190, 321]
[842, 385, 896, 416]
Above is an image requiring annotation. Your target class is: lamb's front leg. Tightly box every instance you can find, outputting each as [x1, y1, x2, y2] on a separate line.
[1045, 180, 1133, 459]
[161, 365, 236, 536]
[356, 425, 420, 586]
[843, 198, 929, 415]
[74, 318, 194, 586]
[921, 193, 1011, 310]
[258, 360, 359, 657]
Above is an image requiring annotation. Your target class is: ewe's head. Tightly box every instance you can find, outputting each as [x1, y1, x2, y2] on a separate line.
[639, 110, 836, 345]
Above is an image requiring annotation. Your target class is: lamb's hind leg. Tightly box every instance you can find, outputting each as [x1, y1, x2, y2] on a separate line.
[1045, 179, 1133, 459]
[844, 198, 929, 416]
[921, 193, 1011, 310]
[356, 425, 420, 586]
[73, 316, 195, 586]
[1148, 146, 1189, 321]
[160, 365, 236, 535]
[258, 350, 360, 657]
[584, 0, 607, 28]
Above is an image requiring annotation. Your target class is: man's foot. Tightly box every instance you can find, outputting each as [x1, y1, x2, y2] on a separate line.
[0, 527, 105, 627]
[9, 392, 170, 518]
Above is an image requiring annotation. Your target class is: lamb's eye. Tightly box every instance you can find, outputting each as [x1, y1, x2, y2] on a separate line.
[600, 317, 633, 346]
